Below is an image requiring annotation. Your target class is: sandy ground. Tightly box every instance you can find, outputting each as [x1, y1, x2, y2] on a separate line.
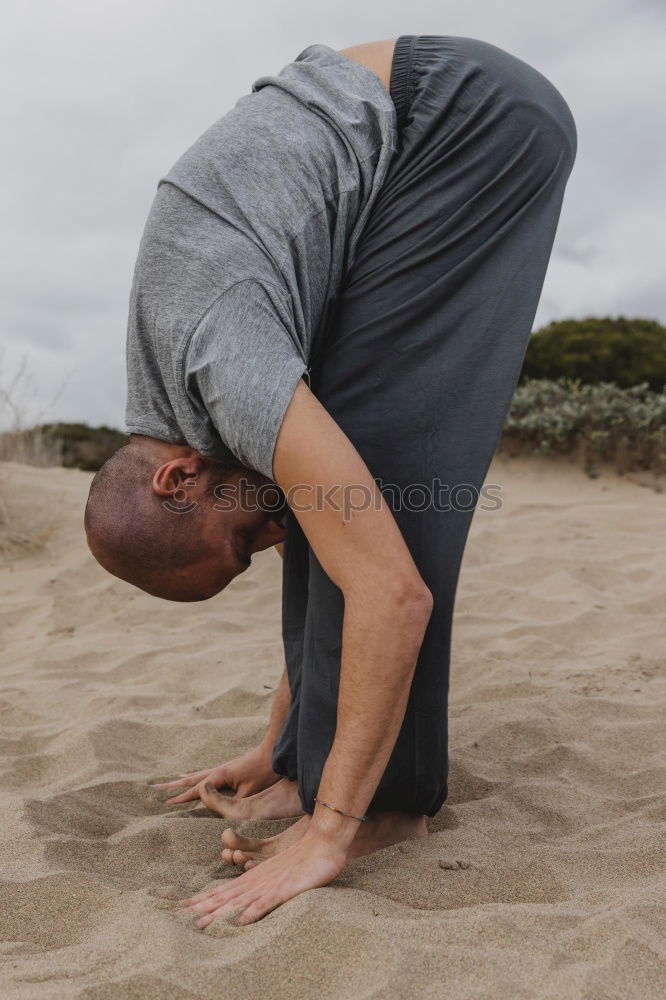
[0, 455, 664, 999]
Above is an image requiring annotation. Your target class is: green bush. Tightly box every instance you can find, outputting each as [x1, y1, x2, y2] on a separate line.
[521, 316, 666, 391]
[502, 378, 666, 473]
[39, 423, 129, 471]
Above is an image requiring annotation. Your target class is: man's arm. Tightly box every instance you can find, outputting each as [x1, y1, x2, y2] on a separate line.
[273, 380, 432, 846]
[256, 664, 290, 761]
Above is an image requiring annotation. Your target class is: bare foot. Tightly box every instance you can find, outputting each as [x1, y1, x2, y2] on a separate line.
[221, 810, 427, 869]
[199, 776, 304, 820]
[222, 815, 311, 868]
[347, 811, 427, 858]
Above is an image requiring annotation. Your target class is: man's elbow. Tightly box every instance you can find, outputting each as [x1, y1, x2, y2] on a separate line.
[344, 569, 433, 645]
[389, 575, 434, 636]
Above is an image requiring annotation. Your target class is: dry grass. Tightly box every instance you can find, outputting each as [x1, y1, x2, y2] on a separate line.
[0, 356, 65, 561]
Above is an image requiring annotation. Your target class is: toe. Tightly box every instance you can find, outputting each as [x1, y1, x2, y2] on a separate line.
[222, 827, 260, 852]
[221, 827, 243, 849]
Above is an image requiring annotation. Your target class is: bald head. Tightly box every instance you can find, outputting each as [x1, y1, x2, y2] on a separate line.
[84, 435, 288, 602]
[84, 441, 218, 600]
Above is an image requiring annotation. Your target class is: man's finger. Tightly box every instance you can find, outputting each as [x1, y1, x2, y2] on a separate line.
[164, 786, 203, 805]
[197, 892, 259, 928]
[180, 887, 244, 915]
[178, 887, 220, 906]
[199, 782, 233, 816]
[238, 892, 281, 925]
[151, 771, 209, 788]
[152, 780, 196, 789]
[185, 871, 258, 910]
[185, 888, 251, 915]
[191, 886, 247, 917]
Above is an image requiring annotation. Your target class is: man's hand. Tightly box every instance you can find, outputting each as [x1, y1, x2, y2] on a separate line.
[152, 746, 280, 804]
[179, 827, 347, 926]
[154, 667, 293, 806]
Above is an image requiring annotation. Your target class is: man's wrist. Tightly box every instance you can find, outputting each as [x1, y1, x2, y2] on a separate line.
[254, 736, 277, 765]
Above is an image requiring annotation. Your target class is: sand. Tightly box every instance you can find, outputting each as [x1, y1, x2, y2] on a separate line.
[0, 455, 664, 999]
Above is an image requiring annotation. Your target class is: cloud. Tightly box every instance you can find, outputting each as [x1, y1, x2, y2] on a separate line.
[1, 0, 664, 428]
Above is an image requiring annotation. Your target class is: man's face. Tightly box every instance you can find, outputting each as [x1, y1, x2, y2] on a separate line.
[150, 463, 288, 601]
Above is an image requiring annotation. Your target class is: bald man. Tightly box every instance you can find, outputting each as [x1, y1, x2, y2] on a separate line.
[85, 36, 576, 926]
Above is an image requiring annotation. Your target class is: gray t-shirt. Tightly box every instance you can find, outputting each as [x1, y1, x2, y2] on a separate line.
[125, 43, 397, 479]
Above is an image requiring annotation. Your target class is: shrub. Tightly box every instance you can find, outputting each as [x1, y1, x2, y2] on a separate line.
[521, 316, 666, 391]
[502, 379, 666, 474]
[0, 423, 128, 471]
[38, 423, 129, 471]
[36, 423, 128, 471]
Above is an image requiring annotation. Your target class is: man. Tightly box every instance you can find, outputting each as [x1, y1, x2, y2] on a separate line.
[85, 35, 577, 926]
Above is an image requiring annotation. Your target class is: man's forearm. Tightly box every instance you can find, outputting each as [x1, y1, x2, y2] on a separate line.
[257, 666, 291, 760]
[272, 380, 434, 845]
[309, 582, 432, 844]
[255, 542, 290, 760]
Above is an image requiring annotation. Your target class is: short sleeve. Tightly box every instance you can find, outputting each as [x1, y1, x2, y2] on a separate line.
[183, 280, 308, 480]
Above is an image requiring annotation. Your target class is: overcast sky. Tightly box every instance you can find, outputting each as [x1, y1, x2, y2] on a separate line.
[1, 0, 664, 429]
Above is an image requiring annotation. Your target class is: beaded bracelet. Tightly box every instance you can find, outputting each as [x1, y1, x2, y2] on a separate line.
[313, 795, 368, 822]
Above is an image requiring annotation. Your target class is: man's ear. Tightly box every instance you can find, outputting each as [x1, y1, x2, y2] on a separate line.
[152, 454, 206, 498]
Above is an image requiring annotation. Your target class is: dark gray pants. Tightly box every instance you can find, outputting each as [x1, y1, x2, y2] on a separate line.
[272, 35, 577, 816]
